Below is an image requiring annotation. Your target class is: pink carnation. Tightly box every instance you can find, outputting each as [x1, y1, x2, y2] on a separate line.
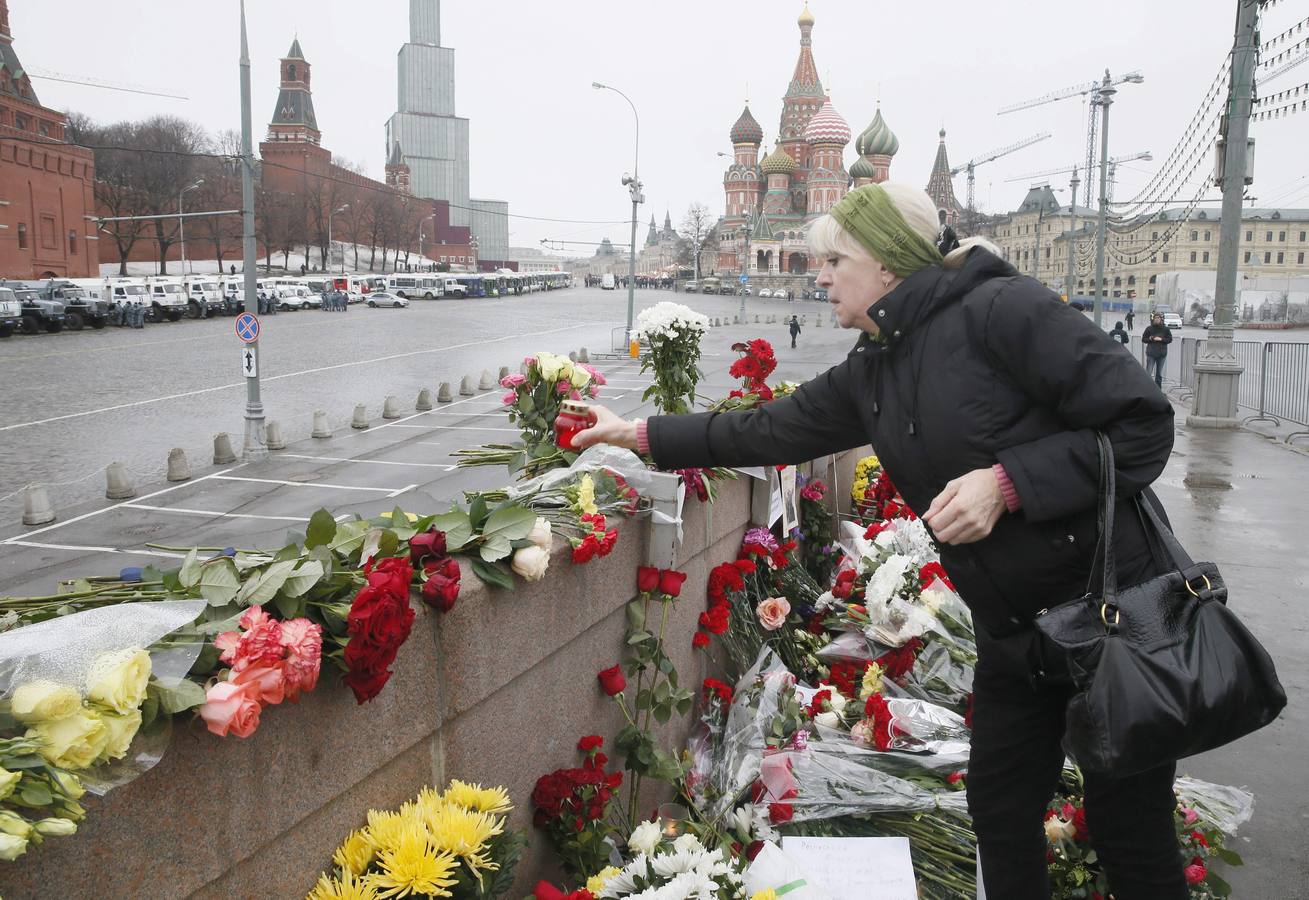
[500, 373, 526, 388]
[279, 618, 323, 700]
[215, 605, 284, 672]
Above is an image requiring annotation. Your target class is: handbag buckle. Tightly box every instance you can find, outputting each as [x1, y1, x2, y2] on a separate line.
[1185, 574, 1212, 598]
[1100, 602, 1120, 628]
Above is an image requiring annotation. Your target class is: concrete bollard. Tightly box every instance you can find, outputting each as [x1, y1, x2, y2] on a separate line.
[459, 376, 474, 396]
[166, 448, 192, 482]
[498, 366, 510, 382]
[21, 484, 55, 526]
[351, 404, 369, 429]
[578, 348, 589, 364]
[104, 461, 137, 500]
[382, 395, 402, 419]
[479, 370, 496, 391]
[734, 316, 740, 325]
[755, 314, 760, 323]
[311, 409, 332, 438]
[437, 382, 454, 403]
[213, 433, 237, 465]
[265, 421, 286, 450]
[416, 388, 433, 411]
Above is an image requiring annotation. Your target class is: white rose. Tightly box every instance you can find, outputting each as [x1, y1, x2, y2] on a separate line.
[628, 819, 662, 856]
[0, 832, 27, 861]
[536, 352, 566, 383]
[814, 711, 841, 729]
[827, 692, 848, 714]
[731, 805, 754, 836]
[527, 517, 553, 550]
[510, 546, 550, 582]
[672, 833, 703, 854]
[569, 365, 591, 389]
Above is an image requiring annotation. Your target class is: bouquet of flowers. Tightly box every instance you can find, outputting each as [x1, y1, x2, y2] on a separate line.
[707, 340, 779, 411]
[570, 826, 745, 900]
[795, 476, 839, 588]
[634, 302, 710, 415]
[307, 779, 524, 899]
[531, 736, 627, 884]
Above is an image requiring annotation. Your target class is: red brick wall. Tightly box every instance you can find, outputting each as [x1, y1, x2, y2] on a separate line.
[0, 124, 98, 279]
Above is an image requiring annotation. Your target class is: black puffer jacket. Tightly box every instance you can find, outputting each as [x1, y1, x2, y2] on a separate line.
[647, 249, 1175, 638]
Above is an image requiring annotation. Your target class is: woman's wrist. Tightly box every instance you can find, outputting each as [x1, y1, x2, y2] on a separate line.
[634, 419, 650, 455]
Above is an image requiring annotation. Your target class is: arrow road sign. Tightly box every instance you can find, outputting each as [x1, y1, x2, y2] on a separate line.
[242, 347, 257, 378]
[235, 312, 260, 343]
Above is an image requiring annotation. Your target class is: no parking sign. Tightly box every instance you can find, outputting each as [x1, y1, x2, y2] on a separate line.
[234, 313, 260, 343]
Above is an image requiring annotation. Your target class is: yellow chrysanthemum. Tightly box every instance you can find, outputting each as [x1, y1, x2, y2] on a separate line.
[442, 780, 512, 815]
[412, 785, 446, 821]
[364, 809, 412, 854]
[425, 803, 503, 877]
[576, 475, 598, 517]
[750, 890, 779, 900]
[306, 869, 382, 900]
[371, 826, 459, 899]
[586, 866, 622, 893]
[332, 829, 376, 877]
[859, 663, 885, 700]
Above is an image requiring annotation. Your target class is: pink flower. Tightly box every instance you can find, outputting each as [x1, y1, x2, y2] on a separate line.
[589, 385, 600, 398]
[1181, 807, 1199, 826]
[1184, 859, 1207, 886]
[229, 664, 287, 705]
[501, 391, 517, 406]
[523, 356, 536, 367]
[581, 364, 606, 386]
[556, 381, 570, 395]
[215, 605, 283, 672]
[279, 619, 323, 700]
[757, 596, 791, 631]
[500, 373, 526, 388]
[568, 388, 582, 401]
[199, 680, 262, 738]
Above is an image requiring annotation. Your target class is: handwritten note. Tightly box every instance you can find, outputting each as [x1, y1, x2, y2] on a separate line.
[781, 836, 917, 900]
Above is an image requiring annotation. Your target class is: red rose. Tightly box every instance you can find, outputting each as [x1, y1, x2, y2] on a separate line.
[637, 566, 660, 593]
[364, 556, 413, 596]
[421, 573, 460, 612]
[946, 771, 966, 785]
[768, 802, 794, 824]
[578, 735, 604, 752]
[658, 569, 687, 597]
[1184, 859, 1207, 886]
[597, 665, 627, 696]
[409, 528, 447, 563]
[342, 665, 392, 704]
[692, 632, 710, 649]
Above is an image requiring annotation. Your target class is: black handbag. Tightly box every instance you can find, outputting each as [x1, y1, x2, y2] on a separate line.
[1034, 433, 1286, 777]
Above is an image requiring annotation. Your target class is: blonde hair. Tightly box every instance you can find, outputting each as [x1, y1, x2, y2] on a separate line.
[805, 182, 1001, 270]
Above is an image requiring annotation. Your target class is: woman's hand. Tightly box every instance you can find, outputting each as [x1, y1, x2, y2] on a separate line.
[572, 405, 640, 451]
[923, 468, 1007, 545]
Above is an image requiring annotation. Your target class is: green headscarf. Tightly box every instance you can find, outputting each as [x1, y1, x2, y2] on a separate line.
[829, 184, 943, 277]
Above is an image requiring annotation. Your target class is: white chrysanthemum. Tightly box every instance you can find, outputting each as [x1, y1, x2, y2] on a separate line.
[601, 854, 650, 897]
[730, 805, 754, 836]
[671, 833, 703, 854]
[812, 590, 836, 613]
[650, 848, 707, 878]
[634, 302, 710, 340]
[864, 553, 913, 607]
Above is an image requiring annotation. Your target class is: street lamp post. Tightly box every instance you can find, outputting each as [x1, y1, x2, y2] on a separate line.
[178, 178, 204, 276]
[237, 1, 265, 462]
[593, 81, 642, 343]
[327, 203, 349, 274]
[417, 211, 437, 272]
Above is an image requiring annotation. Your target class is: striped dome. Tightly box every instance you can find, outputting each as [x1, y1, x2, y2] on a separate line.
[856, 107, 900, 157]
[804, 96, 851, 146]
[849, 156, 878, 180]
[729, 104, 763, 145]
[760, 144, 797, 175]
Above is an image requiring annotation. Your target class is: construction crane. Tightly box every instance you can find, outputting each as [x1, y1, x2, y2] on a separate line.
[951, 132, 1052, 215]
[27, 66, 188, 101]
[1005, 150, 1153, 201]
[999, 70, 1143, 207]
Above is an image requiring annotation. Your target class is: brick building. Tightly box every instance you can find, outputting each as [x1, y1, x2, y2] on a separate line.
[0, 0, 97, 278]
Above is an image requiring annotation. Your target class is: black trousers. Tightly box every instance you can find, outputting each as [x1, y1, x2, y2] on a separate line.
[968, 630, 1188, 900]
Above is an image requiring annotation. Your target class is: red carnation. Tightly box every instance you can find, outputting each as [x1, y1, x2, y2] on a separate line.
[733, 558, 757, 574]
[703, 677, 734, 706]
[597, 665, 627, 696]
[637, 565, 660, 593]
[658, 568, 687, 598]
[578, 735, 604, 752]
[692, 632, 710, 649]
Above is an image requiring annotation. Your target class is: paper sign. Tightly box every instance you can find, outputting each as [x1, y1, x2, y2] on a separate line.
[781, 836, 917, 900]
[779, 465, 799, 533]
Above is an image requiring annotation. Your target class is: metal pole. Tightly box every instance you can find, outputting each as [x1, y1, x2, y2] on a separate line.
[327, 209, 332, 275]
[178, 190, 186, 277]
[593, 82, 640, 340]
[1093, 72, 1115, 329]
[1066, 168, 1080, 302]
[239, 0, 265, 462]
[1190, 0, 1259, 427]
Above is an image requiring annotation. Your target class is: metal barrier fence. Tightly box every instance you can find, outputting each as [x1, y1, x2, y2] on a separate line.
[1132, 333, 1309, 440]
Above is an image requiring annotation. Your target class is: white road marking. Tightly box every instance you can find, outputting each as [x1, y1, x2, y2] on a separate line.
[0, 323, 589, 433]
[280, 454, 455, 468]
[123, 504, 309, 523]
[380, 424, 519, 432]
[211, 474, 401, 493]
[385, 484, 419, 498]
[5, 540, 189, 560]
[1, 465, 247, 544]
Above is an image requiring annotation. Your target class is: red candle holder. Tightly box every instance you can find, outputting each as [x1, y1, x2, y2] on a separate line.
[554, 400, 595, 451]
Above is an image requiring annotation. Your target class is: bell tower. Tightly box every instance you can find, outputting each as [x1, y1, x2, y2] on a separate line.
[266, 38, 321, 145]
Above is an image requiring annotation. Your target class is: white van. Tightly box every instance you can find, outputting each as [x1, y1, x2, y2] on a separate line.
[181, 276, 223, 317]
[267, 278, 315, 310]
[601, 273, 616, 290]
[142, 277, 188, 321]
[441, 276, 467, 298]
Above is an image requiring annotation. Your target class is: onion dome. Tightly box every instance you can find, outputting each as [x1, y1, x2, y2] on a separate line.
[856, 106, 900, 157]
[797, 2, 815, 27]
[729, 104, 764, 145]
[760, 144, 797, 176]
[849, 156, 878, 180]
[805, 95, 851, 145]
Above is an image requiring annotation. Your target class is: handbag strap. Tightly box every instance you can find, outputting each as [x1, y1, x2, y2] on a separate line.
[1134, 492, 1197, 572]
[1094, 432, 1120, 601]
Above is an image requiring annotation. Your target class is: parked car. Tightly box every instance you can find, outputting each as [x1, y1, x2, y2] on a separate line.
[278, 292, 311, 311]
[811, 288, 828, 302]
[757, 288, 773, 299]
[346, 291, 366, 305]
[1163, 312, 1183, 330]
[739, 286, 753, 296]
[683, 281, 698, 293]
[1202, 313, 1214, 329]
[366, 292, 409, 308]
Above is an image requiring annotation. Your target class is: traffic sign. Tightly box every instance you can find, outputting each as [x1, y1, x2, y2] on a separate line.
[234, 313, 260, 343]
[242, 347, 257, 378]
[739, 274, 749, 284]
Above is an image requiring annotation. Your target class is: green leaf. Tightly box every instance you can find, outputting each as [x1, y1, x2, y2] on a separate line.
[1213, 846, 1243, 866]
[150, 678, 207, 714]
[468, 496, 489, 530]
[389, 506, 417, 541]
[482, 506, 536, 545]
[432, 510, 474, 551]
[470, 558, 514, 590]
[305, 509, 337, 549]
[625, 600, 647, 633]
[281, 560, 325, 598]
[178, 549, 202, 589]
[479, 534, 513, 562]
[20, 784, 52, 807]
[274, 592, 306, 620]
[1206, 871, 1232, 895]
[376, 529, 399, 561]
[330, 519, 370, 555]
[236, 559, 299, 606]
[273, 543, 301, 563]
[198, 558, 241, 606]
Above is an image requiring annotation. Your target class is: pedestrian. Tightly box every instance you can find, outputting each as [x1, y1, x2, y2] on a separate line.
[1142, 312, 1172, 387]
[1109, 320, 1129, 344]
[1125, 309, 1135, 332]
[230, 264, 236, 277]
[574, 181, 1189, 900]
[789, 314, 801, 348]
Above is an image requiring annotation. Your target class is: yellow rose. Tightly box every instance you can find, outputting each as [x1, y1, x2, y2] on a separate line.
[97, 708, 143, 762]
[587, 866, 622, 893]
[85, 648, 151, 714]
[569, 365, 592, 389]
[537, 352, 566, 383]
[0, 766, 20, 802]
[0, 832, 28, 861]
[28, 709, 108, 770]
[9, 680, 81, 724]
[33, 817, 77, 837]
[0, 811, 32, 838]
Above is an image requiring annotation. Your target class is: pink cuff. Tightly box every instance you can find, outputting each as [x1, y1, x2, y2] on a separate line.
[636, 420, 651, 456]
[993, 463, 1022, 513]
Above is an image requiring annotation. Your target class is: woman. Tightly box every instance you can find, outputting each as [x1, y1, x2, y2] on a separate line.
[575, 182, 1186, 899]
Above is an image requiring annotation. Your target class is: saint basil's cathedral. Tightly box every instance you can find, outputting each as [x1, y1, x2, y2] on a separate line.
[714, 4, 962, 280]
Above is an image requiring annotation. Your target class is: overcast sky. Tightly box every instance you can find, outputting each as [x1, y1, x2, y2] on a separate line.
[17, 0, 1309, 257]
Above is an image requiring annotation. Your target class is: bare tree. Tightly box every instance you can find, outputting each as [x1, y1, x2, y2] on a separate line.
[679, 203, 717, 281]
[73, 116, 149, 276]
[191, 130, 242, 274]
[130, 115, 209, 275]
